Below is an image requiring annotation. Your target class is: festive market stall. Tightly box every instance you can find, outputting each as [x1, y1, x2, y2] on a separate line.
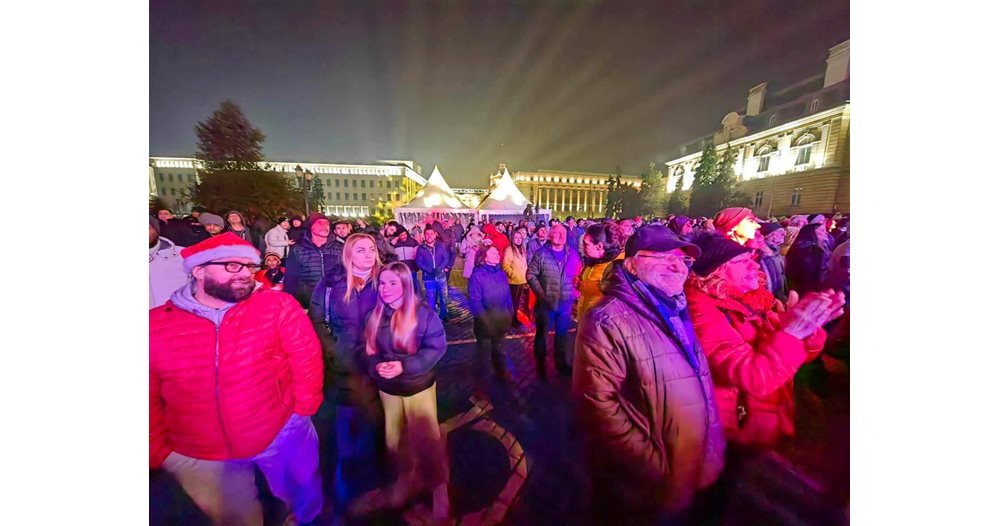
[477, 167, 550, 224]
[394, 166, 478, 229]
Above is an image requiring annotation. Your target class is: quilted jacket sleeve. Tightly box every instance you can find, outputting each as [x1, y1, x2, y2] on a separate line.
[688, 299, 811, 399]
[277, 296, 324, 415]
[572, 317, 665, 482]
[525, 251, 545, 300]
[283, 246, 302, 298]
[400, 310, 448, 377]
[149, 367, 171, 469]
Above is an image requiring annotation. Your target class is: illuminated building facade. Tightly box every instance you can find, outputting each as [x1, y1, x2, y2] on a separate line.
[510, 168, 641, 219]
[665, 40, 850, 217]
[148, 157, 426, 218]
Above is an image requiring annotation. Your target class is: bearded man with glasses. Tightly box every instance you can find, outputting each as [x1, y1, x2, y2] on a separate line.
[572, 225, 725, 524]
[149, 232, 326, 526]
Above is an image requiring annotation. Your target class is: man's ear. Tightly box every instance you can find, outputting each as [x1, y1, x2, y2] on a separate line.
[191, 266, 205, 281]
[623, 257, 636, 275]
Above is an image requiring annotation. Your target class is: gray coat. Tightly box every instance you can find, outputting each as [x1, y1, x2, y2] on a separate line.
[525, 244, 583, 309]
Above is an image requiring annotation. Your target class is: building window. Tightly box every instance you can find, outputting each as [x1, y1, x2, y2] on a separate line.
[158, 173, 164, 181]
[353, 193, 358, 201]
[334, 179, 340, 187]
[809, 99, 820, 112]
[754, 191, 764, 207]
[352, 180, 357, 188]
[168, 173, 174, 182]
[336, 192, 341, 200]
[170, 188, 176, 196]
[159, 188, 166, 196]
[791, 188, 802, 206]
[362, 193, 367, 201]
[378, 180, 383, 188]
[756, 156, 770, 173]
[796, 145, 812, 165]
[768, 115, 777, 126]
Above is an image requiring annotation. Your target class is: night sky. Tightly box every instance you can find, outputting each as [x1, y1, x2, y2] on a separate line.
[150, 0, 849, 187]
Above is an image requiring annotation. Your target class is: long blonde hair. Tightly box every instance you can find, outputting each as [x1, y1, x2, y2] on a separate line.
[364, 262, 420, 356]
[342, 233, 382, 302]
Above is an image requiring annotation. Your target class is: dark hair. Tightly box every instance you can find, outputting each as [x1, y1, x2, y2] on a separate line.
[475, 244, 501, 266]
[584, 223, 622, 257]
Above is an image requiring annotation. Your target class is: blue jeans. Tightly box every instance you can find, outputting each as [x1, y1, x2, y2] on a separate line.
[423, 276, 449, 321]
[534, 300, 573, 371]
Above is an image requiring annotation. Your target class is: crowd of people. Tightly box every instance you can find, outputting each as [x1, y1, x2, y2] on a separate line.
[149, 203, 850, 525]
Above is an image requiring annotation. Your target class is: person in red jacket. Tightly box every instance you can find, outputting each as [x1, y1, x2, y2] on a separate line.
[684, 233, 844, 449]
[254, 251, 286, 290]
[149, 233, 325, 526]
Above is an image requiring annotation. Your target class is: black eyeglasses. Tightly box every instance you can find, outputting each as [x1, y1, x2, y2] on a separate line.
[201, 262, 262, 273]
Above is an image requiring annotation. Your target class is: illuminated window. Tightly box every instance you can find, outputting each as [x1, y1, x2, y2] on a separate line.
[754, 191, 764, 207]
[791, 188, 802, 206]
[796, 145, 812, 165]
[757, 156, 770, 172]
[809, 99, 820, 112]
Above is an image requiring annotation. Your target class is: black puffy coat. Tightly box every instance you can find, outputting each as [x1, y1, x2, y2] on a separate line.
[365, 303, 447, 397]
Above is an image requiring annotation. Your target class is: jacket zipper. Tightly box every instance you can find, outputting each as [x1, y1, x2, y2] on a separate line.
[214, 323, 233, 454]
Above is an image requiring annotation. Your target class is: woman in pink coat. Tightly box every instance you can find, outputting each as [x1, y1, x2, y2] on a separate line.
[684, 233, 844, 448]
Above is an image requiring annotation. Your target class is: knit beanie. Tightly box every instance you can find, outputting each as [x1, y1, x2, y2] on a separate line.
[713, 207, 755, 235]
[149, 215, 161, 234]
[180, 232, 261, 273]
[688, 232, 753, 277]
[197, 213, 225, 228]
[760, 222, 784, 237]
[303, 212, 329, 232]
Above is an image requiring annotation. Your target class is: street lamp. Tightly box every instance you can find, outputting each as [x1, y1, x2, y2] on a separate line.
[295, 165, 315, 213]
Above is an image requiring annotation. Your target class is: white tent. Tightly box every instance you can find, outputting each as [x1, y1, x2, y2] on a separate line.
[477, 167, 550, 223]
[394, 166, 477, 229]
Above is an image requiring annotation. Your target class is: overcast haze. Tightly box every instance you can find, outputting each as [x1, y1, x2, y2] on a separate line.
[150, 0, 849, 187]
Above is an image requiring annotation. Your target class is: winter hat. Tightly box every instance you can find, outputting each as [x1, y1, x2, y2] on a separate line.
[180, 232, 261, 273]
[149, 215, 161, 234]
[713, 207, 755, 235]
[303, 212, 329, 231]
[807, 213, 826, 224]
[625, 224, 701, 258]
[263, 251, 282, 264]
[760, 222, 784, 237]
[688, 232, 753, 277]
[198, 213, 225, 228]
[667, 215, 691, 235]
[276, 216, 289, 225]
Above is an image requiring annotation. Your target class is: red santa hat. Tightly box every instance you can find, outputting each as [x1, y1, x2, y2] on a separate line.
[180, 232, 261, 273]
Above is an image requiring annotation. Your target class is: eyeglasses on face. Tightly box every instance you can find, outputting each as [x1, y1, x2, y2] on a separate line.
[635, 253, 695, 267]
[201, 261, 262, 273]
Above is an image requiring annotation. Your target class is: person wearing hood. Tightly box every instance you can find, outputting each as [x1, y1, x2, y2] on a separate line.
[572, 225, 724, 523]
[668, 215, 694, 241]
[288, 216, 306, 244]
[225, 210, 264, 253]
[526, 224, 583, 378]
[150, 233, 323, 526]
[149, 215, 189, 309]
[684, 233, 843, 449]
[482, 223, 510, 256]
[265, 216, 296, 261]
[460, 225, 486, 280]
[786, 223, 832, 295]
[503, 227, 530, 328]
[469, 245, 515, 380]
[255, 252, 286, 291]
[576, 223, 623, 322]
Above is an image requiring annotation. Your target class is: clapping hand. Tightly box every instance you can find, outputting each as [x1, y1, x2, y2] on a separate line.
[781, 289, 846, 339]
[376, 360, 404, 379]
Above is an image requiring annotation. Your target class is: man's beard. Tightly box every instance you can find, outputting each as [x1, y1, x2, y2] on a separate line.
[203, 274, 254, 303]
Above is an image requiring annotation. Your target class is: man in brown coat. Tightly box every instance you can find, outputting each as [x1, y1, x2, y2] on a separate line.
[572, 224, 725, 524]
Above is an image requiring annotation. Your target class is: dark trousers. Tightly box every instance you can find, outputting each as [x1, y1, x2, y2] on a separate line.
[533, 301, 573, 372]
[473, 318, 509, 373]
[509, 284, 527, 324]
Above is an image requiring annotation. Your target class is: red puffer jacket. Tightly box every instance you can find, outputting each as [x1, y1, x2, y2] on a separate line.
[149, 291, 322, 468]
[685, 287, 826, 448]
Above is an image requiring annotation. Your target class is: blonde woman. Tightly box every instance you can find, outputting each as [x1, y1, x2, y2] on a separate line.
[502, 227, 529, 327]
[350, 262, 449, 520]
